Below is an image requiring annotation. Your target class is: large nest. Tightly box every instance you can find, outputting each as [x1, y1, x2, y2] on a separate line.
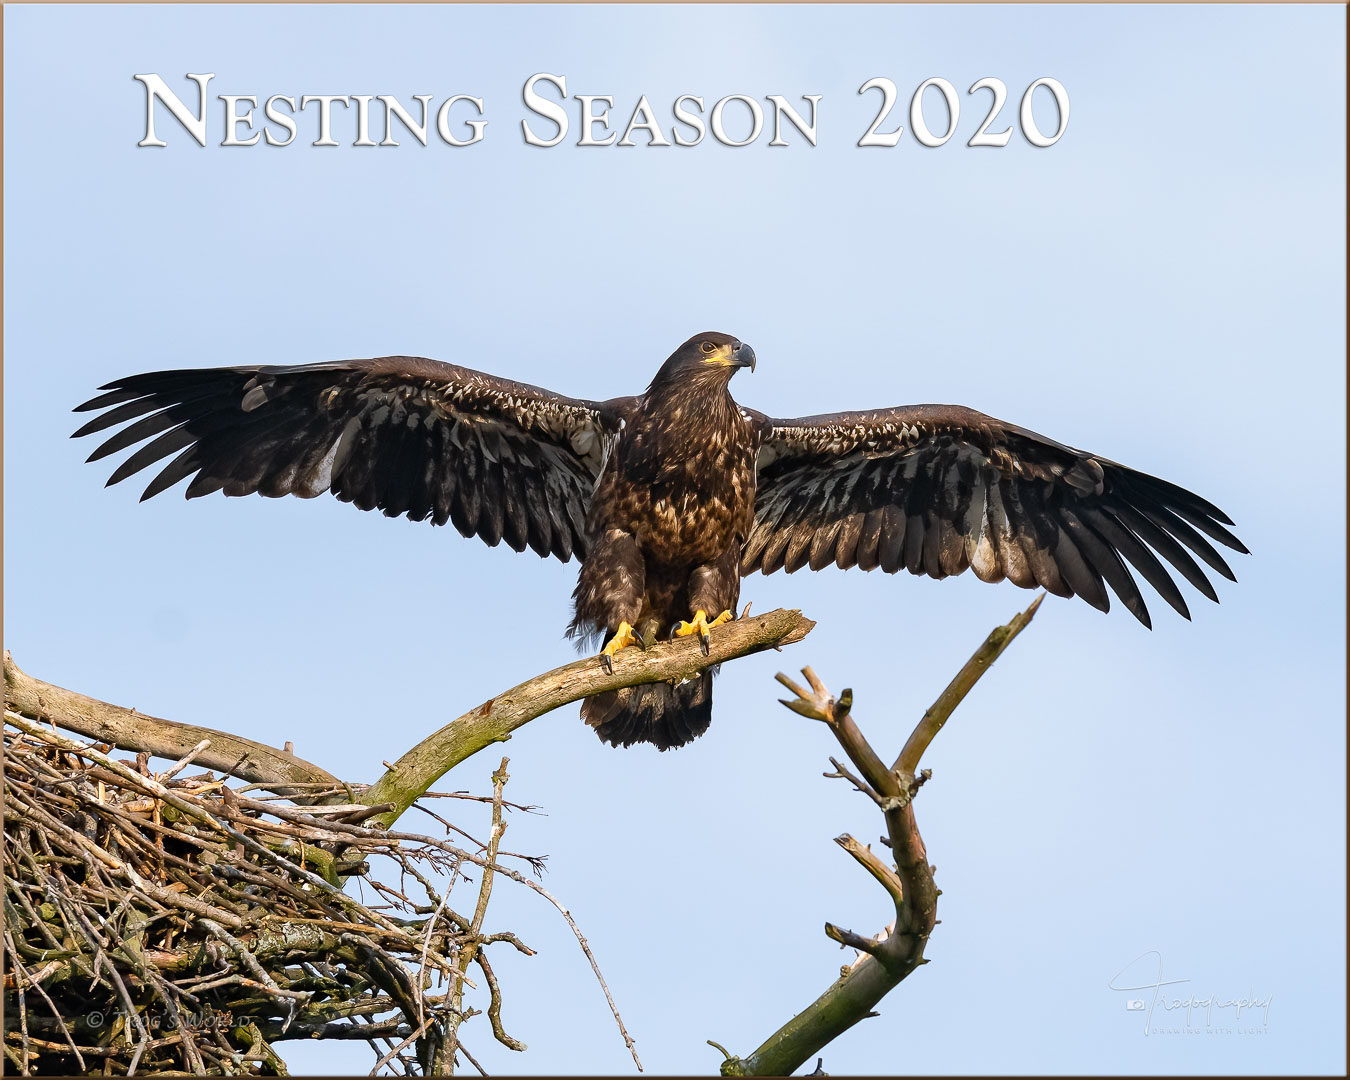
[2, 717, 546, 1076]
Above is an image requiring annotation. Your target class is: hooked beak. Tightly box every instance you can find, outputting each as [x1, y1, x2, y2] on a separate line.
[733, 342, 756, 372]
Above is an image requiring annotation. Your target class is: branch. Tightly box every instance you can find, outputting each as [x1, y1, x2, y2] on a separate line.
[717, 597, 1042, 1077]
[365, 608, 815, 828]
[776, 669, 895, 798]
[4, 650, 336, 792]
[442, 759, 518, 1070]
[895, 593, 1042, 778]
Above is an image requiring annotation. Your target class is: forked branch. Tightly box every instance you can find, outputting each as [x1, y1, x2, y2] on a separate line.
[714, 596, 1042, 1076]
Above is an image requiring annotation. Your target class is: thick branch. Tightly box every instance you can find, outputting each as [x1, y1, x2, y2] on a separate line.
[3, 650, 336, 791]
[364, 608, 814, 828]
[721, 598, 1041, 1077]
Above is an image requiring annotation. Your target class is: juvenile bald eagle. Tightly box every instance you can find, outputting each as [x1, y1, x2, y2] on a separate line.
[73, 332, 1246, 750]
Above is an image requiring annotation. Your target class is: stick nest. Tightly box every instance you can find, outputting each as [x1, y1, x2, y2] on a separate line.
[3, 720, 528, 1076]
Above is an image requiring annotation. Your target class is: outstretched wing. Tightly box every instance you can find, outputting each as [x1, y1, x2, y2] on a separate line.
[73, 356, 632, 562]
[742, 404, 1247, 627]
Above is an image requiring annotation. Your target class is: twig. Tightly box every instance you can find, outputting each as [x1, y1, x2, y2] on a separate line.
[368, 1014, 435, 1077]
[833, 836, 905, 910]
[475, 951, 526, 1052]
[822, 923, 888, 960]
[159, 739, 211, 782]
[443, 758, 513, 1072]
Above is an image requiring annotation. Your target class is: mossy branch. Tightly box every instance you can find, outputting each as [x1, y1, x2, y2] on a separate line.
[363, 607, 815, 828]
[6, 608, 813, 830]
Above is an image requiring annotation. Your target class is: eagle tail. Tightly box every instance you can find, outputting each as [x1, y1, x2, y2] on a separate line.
[582, 675, 713, 751]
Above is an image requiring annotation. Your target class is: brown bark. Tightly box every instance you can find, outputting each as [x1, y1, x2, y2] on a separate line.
[715, 596, 1043, 1076]
[4, 650, 336, 791]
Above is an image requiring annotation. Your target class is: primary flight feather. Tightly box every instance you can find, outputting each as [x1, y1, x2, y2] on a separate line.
[74, 332, 1246, 750]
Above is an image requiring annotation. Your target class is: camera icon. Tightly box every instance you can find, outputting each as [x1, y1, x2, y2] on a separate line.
[1126, 999, 1146, 1011]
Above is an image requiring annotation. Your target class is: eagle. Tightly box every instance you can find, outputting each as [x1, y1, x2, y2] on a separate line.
[73, 331, 1246, 750]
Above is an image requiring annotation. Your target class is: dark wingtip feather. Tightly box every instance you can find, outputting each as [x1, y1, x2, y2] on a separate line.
[74, 387, 144, 414]
[1121, 472, 1248, 555]
[1144, 505, 1238, 583]
[1176, 509, 1247, 555]
[140, 447, 201, 501]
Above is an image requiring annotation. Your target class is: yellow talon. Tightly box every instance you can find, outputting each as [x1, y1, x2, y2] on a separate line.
[672, 609, 733, 655]
[600, 621, 640, 673]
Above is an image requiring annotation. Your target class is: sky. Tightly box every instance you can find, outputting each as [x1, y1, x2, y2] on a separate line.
[4, 3, 1346, 1075]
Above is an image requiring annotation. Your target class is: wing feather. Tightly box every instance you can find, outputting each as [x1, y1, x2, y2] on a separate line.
[856, 507, 886, 571]
[746, 404, 1244, 626]
[1060, 506, 1148, 625]
[832, 513, 863, 571]
[74, 357, 627, 564]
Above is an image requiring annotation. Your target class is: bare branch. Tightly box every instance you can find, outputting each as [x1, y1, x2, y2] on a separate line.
[4, 650, 336, 791]
[718, 598, 1043, 1077]
[833, 835, 905, 910]
[443, 758, 514, 1070]
[474, 951, 526, 1053]
[895, 594, 1043, 778]
[823, 922, 887, 960]
[777, 668, 896, 798]
[821, 757, 883, 807]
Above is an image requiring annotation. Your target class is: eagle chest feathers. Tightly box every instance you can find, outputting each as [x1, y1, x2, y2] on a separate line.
[597, 393, 759, 566]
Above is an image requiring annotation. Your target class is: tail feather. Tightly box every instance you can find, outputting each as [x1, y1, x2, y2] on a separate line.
[583, 673, 713, 750]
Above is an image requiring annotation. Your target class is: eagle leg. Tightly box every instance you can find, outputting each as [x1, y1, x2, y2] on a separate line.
[600, 621, 642, 674]
[671, 609, 733, 656]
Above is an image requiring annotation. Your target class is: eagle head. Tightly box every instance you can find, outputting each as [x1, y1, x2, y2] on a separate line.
[649, 332, 756, 392]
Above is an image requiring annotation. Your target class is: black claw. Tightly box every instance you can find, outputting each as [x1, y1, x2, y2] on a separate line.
[699, 629, 711, 656]
[601, 652, 614, 675]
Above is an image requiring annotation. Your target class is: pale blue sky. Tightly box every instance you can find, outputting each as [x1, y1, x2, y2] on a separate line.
[4, 3, 1345, 1075]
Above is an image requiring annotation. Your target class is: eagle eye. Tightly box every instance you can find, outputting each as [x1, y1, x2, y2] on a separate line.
[700, 341, 715, 354]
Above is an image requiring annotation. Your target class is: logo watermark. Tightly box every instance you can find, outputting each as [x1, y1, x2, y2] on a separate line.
[1109, 951, 1271, 1037]
[82, 1006, 234, 1033]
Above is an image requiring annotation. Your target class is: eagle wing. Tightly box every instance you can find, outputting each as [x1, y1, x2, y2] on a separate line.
[742, 404, 1247, 627]
[73, 357, 632, 562]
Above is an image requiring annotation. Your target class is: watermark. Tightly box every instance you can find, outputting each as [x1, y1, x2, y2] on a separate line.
[1109, 950, 1272, 1037]
[82, 1006, 234, 1033]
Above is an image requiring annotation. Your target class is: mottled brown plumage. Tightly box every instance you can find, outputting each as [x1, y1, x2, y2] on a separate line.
[73, 331, 1247, 750]
[568, 332, 758, 748]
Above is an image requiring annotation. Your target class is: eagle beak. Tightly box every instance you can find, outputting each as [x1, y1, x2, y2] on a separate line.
[733, 343, 756, 372]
